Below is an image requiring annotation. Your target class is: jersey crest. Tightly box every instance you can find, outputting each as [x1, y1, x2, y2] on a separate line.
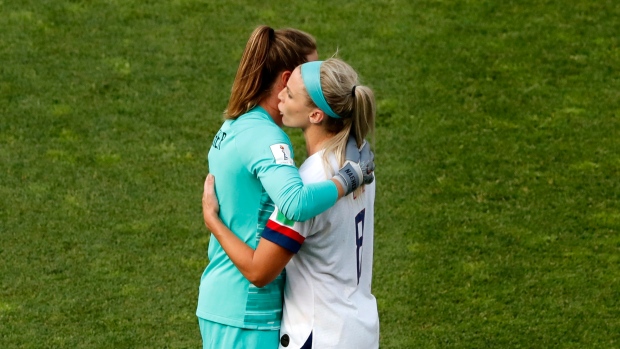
[270, 144, 294, 166]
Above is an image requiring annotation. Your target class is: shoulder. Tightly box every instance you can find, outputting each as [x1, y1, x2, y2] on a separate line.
[229, 113, 296, 168]
[299, 151, 330, 184]
[232, 113, 290, 147]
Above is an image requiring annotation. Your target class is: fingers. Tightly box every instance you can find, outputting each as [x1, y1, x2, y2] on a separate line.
[359, 139, 367, 151]
[204, 173, 215, 196]
[202, 173, 219, 211]
[359, 141, 373, 161]
[345, 134, 361, 162]
[368, 160, 375, 173]
[202, 174, 220, 227]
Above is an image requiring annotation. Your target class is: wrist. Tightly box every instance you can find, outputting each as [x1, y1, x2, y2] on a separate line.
[334, 160, 363, 196]
[204, 213, 221, 230]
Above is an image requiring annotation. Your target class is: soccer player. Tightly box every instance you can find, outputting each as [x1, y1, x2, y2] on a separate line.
[196, 27, 374, 349]
[202, 58, 379, 349]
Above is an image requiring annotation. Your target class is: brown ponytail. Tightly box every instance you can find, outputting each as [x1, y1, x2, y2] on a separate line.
[225, 26, 317, 119]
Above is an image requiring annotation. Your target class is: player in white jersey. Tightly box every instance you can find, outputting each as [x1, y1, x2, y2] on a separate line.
[202, 58, 379, 348]
[267, 149, 378, 349]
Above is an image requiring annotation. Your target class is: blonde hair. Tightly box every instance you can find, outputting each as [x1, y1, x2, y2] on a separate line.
[225, 26, 317, 119]
[306, 59, 376, 175]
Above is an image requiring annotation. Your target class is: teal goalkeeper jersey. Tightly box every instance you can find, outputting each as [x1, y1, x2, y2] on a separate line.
[196, 106, 338, 329]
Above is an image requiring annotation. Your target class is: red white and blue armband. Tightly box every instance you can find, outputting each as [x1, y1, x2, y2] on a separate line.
[261, 210, 305, 253]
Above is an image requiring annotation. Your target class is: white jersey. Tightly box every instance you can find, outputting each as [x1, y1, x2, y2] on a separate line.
[261, 150, 379, 349]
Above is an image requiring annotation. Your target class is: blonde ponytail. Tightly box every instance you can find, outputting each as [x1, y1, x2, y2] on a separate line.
[309, 59, 375, 174]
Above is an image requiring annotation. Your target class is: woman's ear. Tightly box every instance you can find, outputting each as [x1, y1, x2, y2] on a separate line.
[280, 71, 292, 87]
[309, 109, 325, 124]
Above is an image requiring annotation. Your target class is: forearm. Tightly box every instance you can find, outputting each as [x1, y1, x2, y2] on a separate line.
[206, 216, 260, 281]
[331, 178, 345, 199]
[202, 173, 292, 287]
[205, 215, 288, 287]
[264, 170, 338, 222]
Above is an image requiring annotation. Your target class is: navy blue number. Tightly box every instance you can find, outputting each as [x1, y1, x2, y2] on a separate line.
[355, 209, 366, 285]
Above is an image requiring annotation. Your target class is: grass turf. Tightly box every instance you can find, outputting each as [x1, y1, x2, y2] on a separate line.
[1, 0, 618, 348]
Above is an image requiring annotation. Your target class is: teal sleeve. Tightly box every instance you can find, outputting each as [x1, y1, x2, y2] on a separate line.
[260, 165, 338, 222]
[237, 128, 338, 222]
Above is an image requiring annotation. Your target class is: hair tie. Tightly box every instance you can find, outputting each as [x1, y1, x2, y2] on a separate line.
[351, 85, 357, 97]
[300, 61, 341, 119]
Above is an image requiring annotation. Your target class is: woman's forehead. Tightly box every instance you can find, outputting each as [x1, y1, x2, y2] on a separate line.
[289, 67, 305, 91]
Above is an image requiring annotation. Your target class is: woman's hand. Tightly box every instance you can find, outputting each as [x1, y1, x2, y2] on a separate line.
[333, 135, 375, 196]
[202, 173, 221, 230]
[200, 173, 295, 288]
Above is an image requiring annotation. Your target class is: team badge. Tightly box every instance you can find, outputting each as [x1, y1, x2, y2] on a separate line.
[270, 143, 294, 166]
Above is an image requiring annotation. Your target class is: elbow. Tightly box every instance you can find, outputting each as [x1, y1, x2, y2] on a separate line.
[278, 204, 298, 222]
[277, 187, 308, 222]
[278, 201, 307, 222]
[248, 276, 271, 288]
[246, 272, 276, 288]
[251, 280, 269, 288]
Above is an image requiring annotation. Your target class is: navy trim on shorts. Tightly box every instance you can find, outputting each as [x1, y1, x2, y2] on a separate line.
[300, 332, 313, 349]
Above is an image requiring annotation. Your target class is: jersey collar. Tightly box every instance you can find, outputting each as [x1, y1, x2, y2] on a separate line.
[248, 105, 277, 125]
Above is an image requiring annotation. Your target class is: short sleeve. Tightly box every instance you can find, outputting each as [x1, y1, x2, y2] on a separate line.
[261, 207, 312, 254]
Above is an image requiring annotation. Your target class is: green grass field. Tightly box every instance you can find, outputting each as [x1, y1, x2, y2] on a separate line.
[1, 0, 618, 348]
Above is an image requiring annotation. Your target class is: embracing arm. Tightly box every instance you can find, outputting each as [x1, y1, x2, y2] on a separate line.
[259, 165, 338, 222]
[252, 135, 373, 222]
[202, 174, 294, 287]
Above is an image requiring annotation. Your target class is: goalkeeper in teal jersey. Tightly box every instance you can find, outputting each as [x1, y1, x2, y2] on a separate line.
[196, 26, 373, 349]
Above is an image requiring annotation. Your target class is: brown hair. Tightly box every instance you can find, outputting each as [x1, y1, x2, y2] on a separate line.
[225, 26, 317, 119]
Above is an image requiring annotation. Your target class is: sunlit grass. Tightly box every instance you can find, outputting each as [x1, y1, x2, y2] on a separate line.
[1, 0, 618, 348]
